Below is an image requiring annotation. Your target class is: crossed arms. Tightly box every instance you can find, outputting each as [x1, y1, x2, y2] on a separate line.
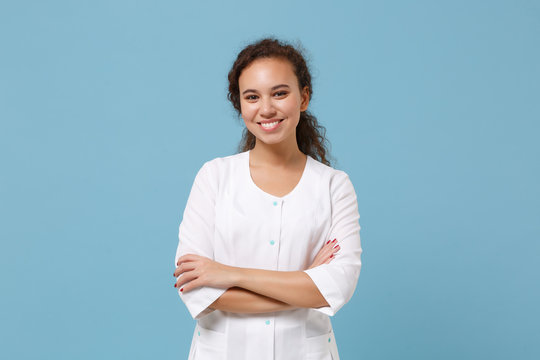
[174, 239, 341, 314]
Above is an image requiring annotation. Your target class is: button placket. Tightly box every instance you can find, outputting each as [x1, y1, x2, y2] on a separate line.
[262, 317, 275, 360]
[260, 197, 279, 360]
[269, 198, 283, 263]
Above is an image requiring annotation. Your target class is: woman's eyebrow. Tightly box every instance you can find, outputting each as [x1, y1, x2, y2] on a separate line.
[242, 84, 290, 95]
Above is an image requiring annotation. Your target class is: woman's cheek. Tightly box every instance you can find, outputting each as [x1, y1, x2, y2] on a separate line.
[242, 105, 258, 120]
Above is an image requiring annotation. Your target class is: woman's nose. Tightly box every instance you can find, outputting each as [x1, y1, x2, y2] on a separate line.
[259, 97, 276, 116]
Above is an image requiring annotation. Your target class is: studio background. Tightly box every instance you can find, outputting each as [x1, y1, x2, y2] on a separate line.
[1, 1, 538, 359]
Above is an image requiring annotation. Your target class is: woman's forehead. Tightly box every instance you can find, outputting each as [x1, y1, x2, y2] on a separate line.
[239, 58, 296, 90]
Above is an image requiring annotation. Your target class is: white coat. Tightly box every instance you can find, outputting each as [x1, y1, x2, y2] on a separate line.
[174, 149, 362, 360]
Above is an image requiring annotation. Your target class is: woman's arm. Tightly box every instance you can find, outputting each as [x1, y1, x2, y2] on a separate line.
[230, 268, 330, 309]
[208, 287, 296, 313]
[221, 239, 340, 309]
[176, 239, 340, 311]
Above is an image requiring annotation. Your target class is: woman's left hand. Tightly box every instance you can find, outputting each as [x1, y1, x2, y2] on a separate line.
[174, 254, 237, 292]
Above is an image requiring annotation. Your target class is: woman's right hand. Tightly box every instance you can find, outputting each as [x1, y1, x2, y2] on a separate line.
[307, 238, 340, 269]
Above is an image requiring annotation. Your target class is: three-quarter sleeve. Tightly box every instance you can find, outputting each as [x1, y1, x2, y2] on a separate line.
[303, 170, 362, 316]
[174, 161, 227, 320]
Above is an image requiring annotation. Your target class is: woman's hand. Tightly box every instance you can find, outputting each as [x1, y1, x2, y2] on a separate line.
[174, 254, 237, 293]
[307, 238, 340, 270]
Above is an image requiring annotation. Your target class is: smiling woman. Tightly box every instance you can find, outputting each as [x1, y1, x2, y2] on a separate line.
[173, 37, 362, 360]
[239, 58, 309, 140]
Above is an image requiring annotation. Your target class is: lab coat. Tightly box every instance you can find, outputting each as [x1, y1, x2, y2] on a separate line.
[174, 149, 362, 360]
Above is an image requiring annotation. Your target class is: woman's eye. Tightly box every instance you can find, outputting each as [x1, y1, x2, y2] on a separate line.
[244, 92, 286, 100]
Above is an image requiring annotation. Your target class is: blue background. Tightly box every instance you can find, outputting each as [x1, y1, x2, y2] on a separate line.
[1, 0, 538, 359]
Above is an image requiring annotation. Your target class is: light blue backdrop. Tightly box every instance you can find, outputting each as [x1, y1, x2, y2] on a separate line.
[1, 0, 538, 359]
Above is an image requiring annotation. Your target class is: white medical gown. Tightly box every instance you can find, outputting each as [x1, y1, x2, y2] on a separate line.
[174, 149, 362, 360]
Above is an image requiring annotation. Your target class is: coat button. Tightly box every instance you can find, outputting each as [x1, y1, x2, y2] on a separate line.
[328, 337, 331, 342]
[269, 240, 275, 245]
[265, 320, 270, 325]
[273, 201, 278, 206]
[198, 331, 200, 336]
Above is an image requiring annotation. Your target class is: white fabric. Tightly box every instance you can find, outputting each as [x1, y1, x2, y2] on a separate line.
[174, 149, 362, 360]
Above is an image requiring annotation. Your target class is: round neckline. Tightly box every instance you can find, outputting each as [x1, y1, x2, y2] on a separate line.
[245, 149, 311, 201]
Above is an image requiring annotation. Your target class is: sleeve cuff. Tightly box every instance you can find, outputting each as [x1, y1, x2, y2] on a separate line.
[303, 264, 344, 316]
[178, 285, 227, 320]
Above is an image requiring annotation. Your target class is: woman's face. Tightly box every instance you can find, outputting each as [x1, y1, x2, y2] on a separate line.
[238, 57, 309, 147]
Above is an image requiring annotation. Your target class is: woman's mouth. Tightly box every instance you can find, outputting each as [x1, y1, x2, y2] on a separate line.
[257, 119, 284, 132]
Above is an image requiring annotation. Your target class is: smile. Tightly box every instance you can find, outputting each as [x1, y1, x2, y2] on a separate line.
[257, 119, 284, 132]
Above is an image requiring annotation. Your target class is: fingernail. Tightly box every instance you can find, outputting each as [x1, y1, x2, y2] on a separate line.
[174, 284, 177, 288]
[334, 245, 340, 249]
[332, 239, 337, 243]
[180, 288, 184, 292]
[330, 254, 334, 258]
[326, 240, 330, 244]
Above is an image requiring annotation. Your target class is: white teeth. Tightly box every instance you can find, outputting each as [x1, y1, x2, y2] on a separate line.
[261, 121, 279, 128]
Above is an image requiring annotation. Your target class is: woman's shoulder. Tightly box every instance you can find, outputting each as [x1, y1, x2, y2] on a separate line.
[308, 154, 350, 181]
[198, 151, 247, 175]
[307, 155, 357, 199]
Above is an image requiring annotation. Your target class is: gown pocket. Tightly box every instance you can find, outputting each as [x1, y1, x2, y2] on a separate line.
[304, 328, 340, 360]
[193, 323, 226, 360]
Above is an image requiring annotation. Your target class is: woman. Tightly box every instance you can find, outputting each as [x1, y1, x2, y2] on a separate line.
[173, 37, 362, 360]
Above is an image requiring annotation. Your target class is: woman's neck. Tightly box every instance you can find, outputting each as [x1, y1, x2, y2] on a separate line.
[250, 138, 305, 168]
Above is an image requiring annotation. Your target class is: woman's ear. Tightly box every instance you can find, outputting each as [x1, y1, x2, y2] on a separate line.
[300, 86, 310, 112]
